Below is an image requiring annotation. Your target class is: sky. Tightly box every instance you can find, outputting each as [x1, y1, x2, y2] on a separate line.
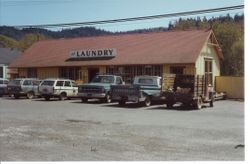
[0, 0, 245, 32]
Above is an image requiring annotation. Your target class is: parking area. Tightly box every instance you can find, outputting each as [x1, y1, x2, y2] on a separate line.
[0, 97, 244, 161]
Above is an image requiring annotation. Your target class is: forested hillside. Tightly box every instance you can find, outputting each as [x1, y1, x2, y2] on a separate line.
[0, 14, 244, 75]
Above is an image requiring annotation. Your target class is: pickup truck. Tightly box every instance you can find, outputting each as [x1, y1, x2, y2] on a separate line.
[111, 76, 162, 107]
[78, 75, 124, 103]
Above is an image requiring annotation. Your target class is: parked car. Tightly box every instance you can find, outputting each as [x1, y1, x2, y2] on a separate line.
[0, 78, 9, 97]
[7, 78, 41, 99]
[39, 78, 78, 101]
[111, 76, 162, 107]
[78, 75, 124, 103]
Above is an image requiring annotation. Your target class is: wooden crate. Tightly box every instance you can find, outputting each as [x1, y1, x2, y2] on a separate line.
[162, 74, 176, 91]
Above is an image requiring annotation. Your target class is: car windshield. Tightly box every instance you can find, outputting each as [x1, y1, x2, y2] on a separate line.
[91, 76, 114, 83]
[41, 80, 55, 86]
[8, 80, 21, 85]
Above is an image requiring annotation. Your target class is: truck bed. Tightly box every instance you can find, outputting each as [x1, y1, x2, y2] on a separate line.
[111, 84, 140, 97]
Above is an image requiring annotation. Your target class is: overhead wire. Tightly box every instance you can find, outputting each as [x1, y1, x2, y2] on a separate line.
[10, 5, 244, 29]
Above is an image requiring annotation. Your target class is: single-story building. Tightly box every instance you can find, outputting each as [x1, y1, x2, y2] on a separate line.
[9, 29, 223, 87]
[0, 48, 21, 79]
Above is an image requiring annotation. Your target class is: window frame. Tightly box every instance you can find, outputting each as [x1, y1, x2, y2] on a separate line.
[56, 81, 64, 87]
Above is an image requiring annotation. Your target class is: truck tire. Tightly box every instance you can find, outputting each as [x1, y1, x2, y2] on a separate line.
[106, 94, 111, 103]
[144, 96, 151, 107]
[102, 93, 111, 103]
[210, 100, 214, 107]
[194, 97, 202, 110]
[14, 94, 19, 99]
[166, 102, 174, 109]
[59, 92, 67, 101]
[118, 100, 126, 106]
[45, 96, 50, 101]
[27, 91, 35, 99]
[81, 98, 88, 103]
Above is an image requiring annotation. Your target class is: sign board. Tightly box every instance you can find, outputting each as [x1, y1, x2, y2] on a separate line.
[69, 48, 117, 60]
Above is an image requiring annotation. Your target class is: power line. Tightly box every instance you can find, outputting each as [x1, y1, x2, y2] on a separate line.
[13, 5, 244, 29]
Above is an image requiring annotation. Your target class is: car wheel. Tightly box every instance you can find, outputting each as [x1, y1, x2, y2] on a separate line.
[27, 91, 35, 99]
[118, 100, 126, 106]
[166, 102, 173, 109]
[194, 97, 202, 110]
[105, 94, 111, 103]
[59, 92, 67, 101]
[81, 98, 88, 103]
[144, 96, 151, 107]
[210, 100, 214, 107]
[45, 96, 50, 101]
[14, 94, 19, 99]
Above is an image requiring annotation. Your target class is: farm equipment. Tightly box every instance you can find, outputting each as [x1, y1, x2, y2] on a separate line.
[162, 74, 214, 109]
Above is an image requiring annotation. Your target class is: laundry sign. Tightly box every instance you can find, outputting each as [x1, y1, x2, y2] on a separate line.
[69, 48, 117, 59]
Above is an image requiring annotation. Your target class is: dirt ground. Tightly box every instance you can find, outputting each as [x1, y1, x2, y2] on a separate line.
[0, 97, 244, 161]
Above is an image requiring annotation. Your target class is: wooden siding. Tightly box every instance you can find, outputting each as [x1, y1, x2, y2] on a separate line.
[18, 68, 27, 78]
[184, 65, 195, 75]
[99, 66, 106, 74]
[78, 67, 88, 84]
[76, 66, 106, 84]
[215, 76, 244, 99]
[196, 43, 221, 86]
[37, 67, 58, 79]
[162, 64, 195, 91]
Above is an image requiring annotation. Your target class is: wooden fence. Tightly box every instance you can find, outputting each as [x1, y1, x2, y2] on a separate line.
[215, 76, 244, 99]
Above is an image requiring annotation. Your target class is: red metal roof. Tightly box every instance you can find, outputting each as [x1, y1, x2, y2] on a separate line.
[10, 30, 217, 68]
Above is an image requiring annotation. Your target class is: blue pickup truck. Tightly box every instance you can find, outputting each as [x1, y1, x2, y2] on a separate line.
[78, 75, 124, 103]
[111, 76, 162, 107]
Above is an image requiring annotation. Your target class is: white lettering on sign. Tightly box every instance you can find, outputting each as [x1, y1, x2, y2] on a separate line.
[69, 48, 117, 59]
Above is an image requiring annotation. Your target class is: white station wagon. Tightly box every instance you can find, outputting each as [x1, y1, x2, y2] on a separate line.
[39, 78, 78, 101]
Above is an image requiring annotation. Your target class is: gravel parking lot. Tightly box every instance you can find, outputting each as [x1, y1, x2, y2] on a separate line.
[0, 97, 244, 161]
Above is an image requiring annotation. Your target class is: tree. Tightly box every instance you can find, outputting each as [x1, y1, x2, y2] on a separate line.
[19, 33, 48, 51]
[0, 35, 20, 49]
[231, 38, 244, 75]
[213, 23, 243, 75]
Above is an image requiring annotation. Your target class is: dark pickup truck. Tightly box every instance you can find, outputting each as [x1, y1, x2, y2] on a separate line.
[78, 75, 124, 103]
[111, 76, 162, 107]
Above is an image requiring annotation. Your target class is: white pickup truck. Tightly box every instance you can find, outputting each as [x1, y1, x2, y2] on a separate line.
[111, 76, 162, 107]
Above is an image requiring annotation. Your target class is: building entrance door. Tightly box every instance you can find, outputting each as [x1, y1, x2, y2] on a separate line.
[88, 68, 99, 82]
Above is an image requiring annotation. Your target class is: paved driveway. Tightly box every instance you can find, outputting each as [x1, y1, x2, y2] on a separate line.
[0, 97, 244, 161]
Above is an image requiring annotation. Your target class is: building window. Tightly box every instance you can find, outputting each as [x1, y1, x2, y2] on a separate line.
[106, 65, 163, 83]
[170, 66, 185, 74]
[205, 59, 213, 86]
[27, 68, 37, 78]
[59, 67, 80, 80]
